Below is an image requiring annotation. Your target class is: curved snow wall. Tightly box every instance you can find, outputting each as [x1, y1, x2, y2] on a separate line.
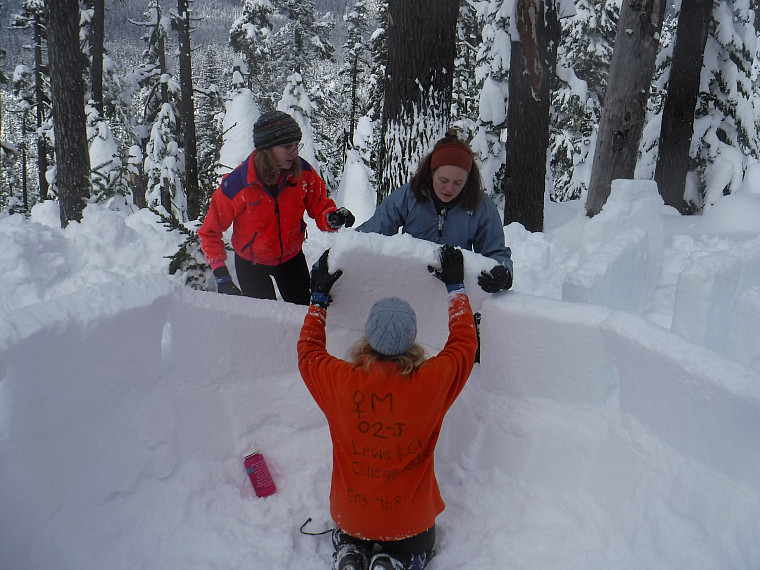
[1, 264, 759, 563]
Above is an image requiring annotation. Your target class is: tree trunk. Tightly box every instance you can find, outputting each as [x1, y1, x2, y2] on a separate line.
[653, 0, 711, 212]
[34, 15, 49, 201]
[503, 0, 560, 232]
[46, 0, 91, 227]
[377, 0, 459, 203]
[585, 0, 667, 217]
[177, 0, 199, 220]
[89, 0, 105, 114]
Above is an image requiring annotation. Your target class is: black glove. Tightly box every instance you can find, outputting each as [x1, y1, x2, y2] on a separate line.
[213, 266, 242, 296]
[478, 264, 512, 293]
[327, 207, 355, 229]
[310, 249, 343, 308]
[428, 245, 464, 291]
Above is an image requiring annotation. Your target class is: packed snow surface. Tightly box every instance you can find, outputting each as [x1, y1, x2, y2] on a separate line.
[2, 183, 760, 569]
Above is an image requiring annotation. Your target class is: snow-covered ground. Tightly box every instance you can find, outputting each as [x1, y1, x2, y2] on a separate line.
[1, 181, 760, 569]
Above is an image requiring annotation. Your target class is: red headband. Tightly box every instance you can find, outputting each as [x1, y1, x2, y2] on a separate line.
[430, 143, 473, 173]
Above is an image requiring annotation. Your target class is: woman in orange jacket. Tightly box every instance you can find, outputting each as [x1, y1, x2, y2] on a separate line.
[198, 111, 354, 304]
[297, 245, 478, 570]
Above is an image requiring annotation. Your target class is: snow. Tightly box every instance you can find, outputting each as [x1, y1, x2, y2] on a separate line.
[2, 175, 760, 568]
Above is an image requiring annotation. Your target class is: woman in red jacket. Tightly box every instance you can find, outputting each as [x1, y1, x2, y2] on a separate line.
[198, 111, 354, 304]
[298, 246, 478, 570]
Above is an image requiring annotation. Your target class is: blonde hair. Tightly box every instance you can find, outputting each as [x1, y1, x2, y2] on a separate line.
[349, 338, 427, 376]
[254, 148, 302, 184]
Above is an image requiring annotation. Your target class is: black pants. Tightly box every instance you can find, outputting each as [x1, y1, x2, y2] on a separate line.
[337, 526, 435, 565]
[234, 251, 310, 305]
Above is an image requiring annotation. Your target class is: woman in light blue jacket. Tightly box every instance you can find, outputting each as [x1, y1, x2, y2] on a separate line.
[356, 129, 512, 293]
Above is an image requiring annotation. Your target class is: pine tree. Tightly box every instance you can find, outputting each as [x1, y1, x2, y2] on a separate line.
[691, 0, 758, 210]
[469, 0, 511, 196]
[653, 0, 712, 212]
[273, 0, 338, 184]
[278, 72, 333, 185]
[86, 101, 122, 201]
[549, 0, 617, 202]
[377, 0, 459, 202]
[10, 64, 35, 210]
[502, 0, 561, 232]
[128, 0, 174, 209]
[229, 0, 277, 108]
[219, 59, 258, 173]
[84, 0, 105, 115]
[452, 0, 480, 126]
[9, 0, 51, 202]
[365, 0, 388, 180]
[144, 101, 185, 218]
[173, 0, 200, 220]
[45, 0, 91, 227]
[194, 78, 225, 211]
[341, 0, 372, 160]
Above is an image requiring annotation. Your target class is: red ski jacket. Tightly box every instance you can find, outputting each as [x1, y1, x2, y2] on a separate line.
[297, 292, 478, 541]
[199, 152, 338, 267]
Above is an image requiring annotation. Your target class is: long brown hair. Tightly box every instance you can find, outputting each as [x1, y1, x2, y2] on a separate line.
[410, 129, 484, 210]
[349, 338, 427, 375]
[254, 148, 302, 184]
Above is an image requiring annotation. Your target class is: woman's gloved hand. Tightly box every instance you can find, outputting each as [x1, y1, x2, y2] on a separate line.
[310, 249, 343, 308]
[213, 266, 242, 296]
[327, 207, 356, 229]
[478, 264, 512, 293]
[428, 245, 464, 292]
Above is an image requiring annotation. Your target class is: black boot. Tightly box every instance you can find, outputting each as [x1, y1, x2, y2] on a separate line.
[332, 529, 370, 570]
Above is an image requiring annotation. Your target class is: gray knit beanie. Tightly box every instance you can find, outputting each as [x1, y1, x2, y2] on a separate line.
[253, 111, 302, 150]
[364, 297, 417, 356]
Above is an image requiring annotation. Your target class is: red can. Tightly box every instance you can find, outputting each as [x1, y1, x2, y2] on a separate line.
[244, 452, 277, 498]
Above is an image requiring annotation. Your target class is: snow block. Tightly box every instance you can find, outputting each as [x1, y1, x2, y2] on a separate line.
[671, 235, 760, 354]
[562, 227, 652, 311]
[166, 286, 307, 379]
[478, 293, 616, 406]
[725, 286, 760, 371]
[563, 180, 664, 312]
[306, 230, 495, 358]
[603, 311, 760, 492]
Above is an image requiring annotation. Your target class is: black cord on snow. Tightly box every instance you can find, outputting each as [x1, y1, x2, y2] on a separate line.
[299, 517, 335, 536]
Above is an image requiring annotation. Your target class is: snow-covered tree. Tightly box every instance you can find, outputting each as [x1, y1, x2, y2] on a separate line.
[144, 101, 185, 219]
[549, 0, 617, 202]
[341, 0, 372, 158]
[274, 0, 335, 73]
[86, 102, 122, 201]
[363, 1, 387, 181]
[83, 0, 105, 115]
[173, 0, 200, 220]
[128, 0, 174, 209]
[470, 0, 511, 197]
[377, 0, 459, 202]
[452, 0, 481, 126]
[229, 0, 276, 108]
[691, 0, 758, 211]
[10, 0, 51, 201]
[277, 72, 334, 186]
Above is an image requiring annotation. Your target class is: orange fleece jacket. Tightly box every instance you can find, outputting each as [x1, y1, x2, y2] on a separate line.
[297, 292, 478, 541]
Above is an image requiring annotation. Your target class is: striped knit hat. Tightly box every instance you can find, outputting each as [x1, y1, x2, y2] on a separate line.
[253, 111, 302, 150]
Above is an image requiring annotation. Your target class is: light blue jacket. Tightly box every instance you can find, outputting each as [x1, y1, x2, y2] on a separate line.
[356, 184, 513, 275]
